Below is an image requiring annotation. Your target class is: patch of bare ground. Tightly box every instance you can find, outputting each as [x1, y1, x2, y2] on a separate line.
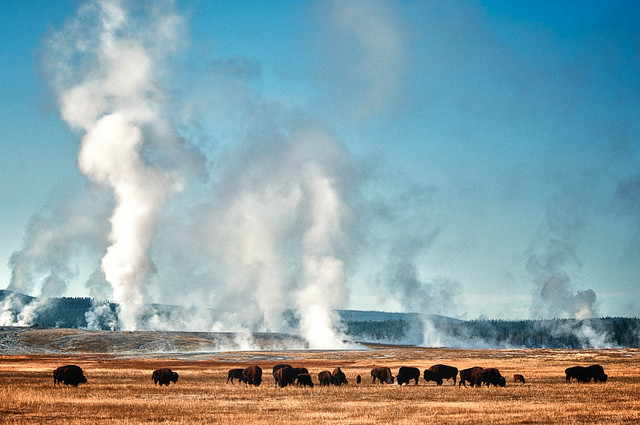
[1, 347, 639, 424]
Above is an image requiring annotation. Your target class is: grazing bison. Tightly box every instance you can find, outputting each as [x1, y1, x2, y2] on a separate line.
[472, 368, 506, 387]
[423, 364, 458, 385]
[459, 367, 483, 387]
[227, 368, 245, 384]
[513, 374, 526, 384]
[152, 368, 179, 386]
[371, 367, 394, 384]
[272, 364, 292, 385]
[243, 365, 262, 386]
[356, 375, 362, 384]
[332, 367, 348, 385]
[296, 373, 314, 387]
[274, 365, 297, 387]
[565, 365, 607, 383]
[318, 370, 333, 386]
[586, 365, 608, 382]
[53, 365, 87, 387]
[396, 366, 420, 385]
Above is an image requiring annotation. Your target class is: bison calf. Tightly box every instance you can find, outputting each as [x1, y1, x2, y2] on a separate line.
[53, 365, 87, 387]
[513, 374, 526, 384]
[152, 368, 179, 386]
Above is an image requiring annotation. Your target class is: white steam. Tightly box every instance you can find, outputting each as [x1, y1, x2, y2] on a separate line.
[201, 125, 352, 348]
[44, 0, 191, 330]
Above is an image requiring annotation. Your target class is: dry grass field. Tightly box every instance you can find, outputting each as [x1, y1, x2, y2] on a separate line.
[1, 346, 639, 424]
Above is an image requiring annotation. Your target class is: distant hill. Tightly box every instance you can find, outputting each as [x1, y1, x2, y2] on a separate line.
[1, 290, 639, 348]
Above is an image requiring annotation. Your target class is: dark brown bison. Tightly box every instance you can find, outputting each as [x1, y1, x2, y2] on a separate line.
[459, 366, 483, 387]
[53, 365, 87, 387]
[423, 364, 458, 385]
[296, 373, 314, 387]
[242, 365, 262, 386]
[318, 370, 333, 386]
[565, 365, 607, 383]
[227, 368, 245, 384]
[396, 366, 420, 385]
[472, 367, 505, 387]
[586, 365, 608, 382]
[356, 374, 362, 384]
[513, 374, 526, 384]
[272, 364, 292, 385]
[274, 365, 297, 387]
[152, 368, 179, 386]
[371, 367, 394, 384]
[332, 367, 348, 385]
[292, 367, 309, 377]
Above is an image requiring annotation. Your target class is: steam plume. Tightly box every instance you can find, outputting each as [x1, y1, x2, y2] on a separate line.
[200, 123, 352, 348]
[526, 185, 598, 319]
[7, 186, 110, 298]
[44, 0, 193, 329]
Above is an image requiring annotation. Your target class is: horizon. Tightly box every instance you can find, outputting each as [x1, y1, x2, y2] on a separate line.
[2, 288, 638, 322]
[1, 0, 639, 345]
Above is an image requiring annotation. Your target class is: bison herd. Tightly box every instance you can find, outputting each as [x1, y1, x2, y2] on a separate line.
[52, 363, 609, 389]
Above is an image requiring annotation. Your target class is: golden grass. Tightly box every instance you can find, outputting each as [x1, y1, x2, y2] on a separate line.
[1, 348, 639, 424]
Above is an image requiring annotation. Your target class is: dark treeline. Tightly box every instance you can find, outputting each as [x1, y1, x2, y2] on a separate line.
[439, 317, 640, 348]
[345, 319, 410, 342]
[345, 317, 640, 348]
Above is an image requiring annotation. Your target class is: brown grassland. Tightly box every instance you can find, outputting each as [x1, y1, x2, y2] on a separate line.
[1, 346, 639, 424]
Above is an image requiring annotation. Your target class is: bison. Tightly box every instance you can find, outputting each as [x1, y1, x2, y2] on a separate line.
[332, 367, 348, 385]
[227, 368, 245, 384]
[296, 373, 314, 387]
[459, 366, 483, 387]
[274, 366, 309, 387]
[272, 364, 292, 385]
[243, 365, 262, 386]
[318, 370, 333, 386]
[371, 367, 394, 384]
[152, 368, 179, 386]
[586, 365, 608, 382]
[53, 365, 87, 387]
[274, 365, 297, 387]
[513, 374, 526, 384]
[356, 374, 362, 384]
[423, 364, 458, 385]
[396, 366, 420, 385]
[472, 367, 505, 387]
[565, 365, 607, 383]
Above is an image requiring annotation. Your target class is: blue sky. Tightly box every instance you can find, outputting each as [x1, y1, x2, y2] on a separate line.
[1, 0, 639, 326]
